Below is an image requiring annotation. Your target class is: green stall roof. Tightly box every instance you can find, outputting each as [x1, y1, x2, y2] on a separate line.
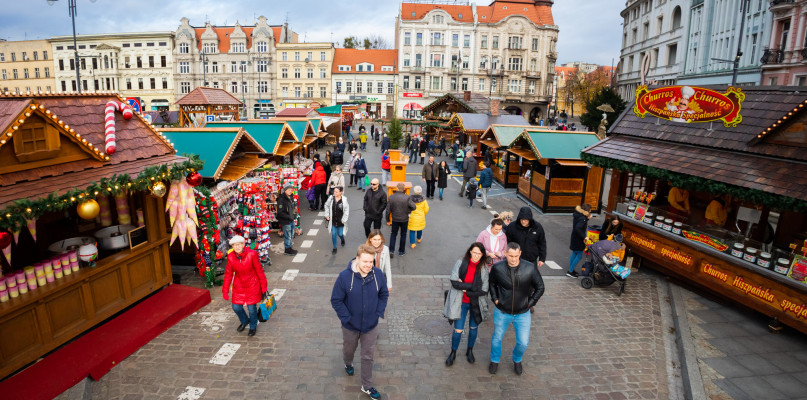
[489, 125, 530, 147]
[161, 129, 240, 177]
[316, 105, 341, 114]
[206, 121, 290, 154]
[524, 130, 602, 160]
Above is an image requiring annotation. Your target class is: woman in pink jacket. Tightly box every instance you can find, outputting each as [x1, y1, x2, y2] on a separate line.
[475, 218, 507, 269]
[222, 235, 268, 336]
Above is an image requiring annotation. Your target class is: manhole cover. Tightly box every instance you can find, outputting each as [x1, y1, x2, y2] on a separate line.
[412, 315, 452, 337]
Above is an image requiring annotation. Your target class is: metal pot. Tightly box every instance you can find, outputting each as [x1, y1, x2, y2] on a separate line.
[94, 225, 136, 250]
[48, 236, 96, 254]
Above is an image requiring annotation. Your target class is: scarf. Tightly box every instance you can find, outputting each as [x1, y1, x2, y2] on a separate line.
[373, 245, 384, 268]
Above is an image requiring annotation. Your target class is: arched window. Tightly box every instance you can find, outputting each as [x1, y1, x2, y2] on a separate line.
[672, 6, 682, 29]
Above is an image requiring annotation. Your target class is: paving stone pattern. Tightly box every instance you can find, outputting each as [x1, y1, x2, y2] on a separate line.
[69, 270, 670, 400]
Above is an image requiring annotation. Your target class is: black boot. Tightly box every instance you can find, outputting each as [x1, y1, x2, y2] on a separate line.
[445, 350, 456, 366]
[466, 348, 475, 364]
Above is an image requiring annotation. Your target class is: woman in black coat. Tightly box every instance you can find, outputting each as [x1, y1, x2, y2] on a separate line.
[599, 215, 623, 241]
[568, 204, 592, 277]
[436, 160, 451, 201]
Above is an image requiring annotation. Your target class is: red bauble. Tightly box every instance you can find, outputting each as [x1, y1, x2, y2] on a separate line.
[186, 172, 202, 187]
[0, 231, 11, 249]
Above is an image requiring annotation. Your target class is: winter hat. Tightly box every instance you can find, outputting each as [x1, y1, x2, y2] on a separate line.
[413, 186, 422, 194]
[283, 184, 295, 192]
[229, 235, 246, 245]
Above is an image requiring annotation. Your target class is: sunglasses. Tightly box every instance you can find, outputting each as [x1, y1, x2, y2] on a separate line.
[371, 183, 379, 186]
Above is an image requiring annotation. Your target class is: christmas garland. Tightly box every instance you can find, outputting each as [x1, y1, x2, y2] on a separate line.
[581, 152, 807, 212]
[0, 155, 205, 231]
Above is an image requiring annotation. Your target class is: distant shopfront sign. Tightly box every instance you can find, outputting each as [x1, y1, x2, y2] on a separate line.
[634, 85, 745, 127]
[402, 92, 423, 98]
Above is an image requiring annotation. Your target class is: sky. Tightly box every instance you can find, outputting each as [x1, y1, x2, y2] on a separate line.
[0, 0, 624, 66]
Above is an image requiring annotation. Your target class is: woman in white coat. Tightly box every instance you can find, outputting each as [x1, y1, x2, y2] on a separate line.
[324, 186, 349, 254]
[327, 165, 346, 195]
[365, 230, 392, 291]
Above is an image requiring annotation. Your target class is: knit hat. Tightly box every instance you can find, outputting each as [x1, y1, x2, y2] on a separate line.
[229, 235, 246, 245]
[283, 184, 295, 192]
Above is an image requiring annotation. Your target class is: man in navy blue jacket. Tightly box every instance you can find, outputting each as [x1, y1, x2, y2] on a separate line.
[331, 244, 389, 399]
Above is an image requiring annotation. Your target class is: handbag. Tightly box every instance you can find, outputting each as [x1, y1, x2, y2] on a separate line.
[364, 175, 370, 186]
[257, 293, 277, 322]
[420, 152, 426, 158]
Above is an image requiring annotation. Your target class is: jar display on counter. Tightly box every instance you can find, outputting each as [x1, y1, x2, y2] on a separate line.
[731, 243, 745, 258]
[654, 215, 665, 228]
[662, 219, 673, 231]
[627, 205, 636, 218]
[775, 258, 790, 275]
[757, 252, 772, 269]
[672, 222, 683, 235]
[743, 248, 758, 264]
[643, 212, 655, 224]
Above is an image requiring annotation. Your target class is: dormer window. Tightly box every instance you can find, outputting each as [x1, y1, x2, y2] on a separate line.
[13, 115, 60, 162]
[433, 15, 444, 24]
[179, 43, 189, 54]
[203, 43, 217, 54]
[232, 42, 246, 53]
[256, 41, 267, 53]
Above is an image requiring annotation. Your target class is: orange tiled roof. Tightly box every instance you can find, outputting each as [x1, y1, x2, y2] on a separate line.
[477, 1, 554, 25]
[401, 3, 475, 22]
[194, 25, 282, 53]
[331, 49, 398, 74]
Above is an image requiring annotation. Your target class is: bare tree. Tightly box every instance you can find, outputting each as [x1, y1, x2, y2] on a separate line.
[365, 34, 391, 49]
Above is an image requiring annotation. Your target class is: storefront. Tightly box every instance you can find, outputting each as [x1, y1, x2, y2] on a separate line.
[510, 128, 603, 213]
[582, 86, 807, 334]
[478, 124, 531, 188]
[0, 93, 205, 378]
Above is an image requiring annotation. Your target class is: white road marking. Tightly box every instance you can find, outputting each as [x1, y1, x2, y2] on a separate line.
[292, 253, 307, 263]
[307, 229, 319, 236]
[545, 261, 562, 270]
[476, 198, 483, 202]
[489, 210, 498, 215]
[269, 288, 286, 301]
[318, 212, 327, 217]
[313, 219, 323, 225]
[300, 240, 313, 248]
[282, 269, 300, 280]
[209, 343, 240, 365]
[196, 309, 233, 333]
[177, 386, 206, 400]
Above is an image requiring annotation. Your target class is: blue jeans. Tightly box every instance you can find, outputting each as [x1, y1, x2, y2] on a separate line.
[452, 302, 478, 350]
[331, 226, 345, 248]
[389, 221, 407, 254]
[282, 222, 295, 249]
[410, 150, 418, 164]
[232, 303, 258, 330]
[357, 175, 366, 189]
[569, 250, 584, 273]
[438, 187, 444, 198]
[409, 229, 422, 244]
[490, 307, 531, 363]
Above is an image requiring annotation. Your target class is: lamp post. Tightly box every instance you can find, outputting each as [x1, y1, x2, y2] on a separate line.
[200, 50, 208, 87]
[239, 60, 251, 119]
[48, 0, 95, 93]
[252, 56, 270, 118]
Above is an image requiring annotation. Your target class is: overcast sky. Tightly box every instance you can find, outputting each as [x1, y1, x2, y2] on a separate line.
[1, 0, 623, 66]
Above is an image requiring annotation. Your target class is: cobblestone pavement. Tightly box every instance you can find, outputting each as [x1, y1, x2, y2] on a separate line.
[71, 269, 673, 400]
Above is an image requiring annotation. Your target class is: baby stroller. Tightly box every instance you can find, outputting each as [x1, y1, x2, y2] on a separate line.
[580, 238, 628, 296]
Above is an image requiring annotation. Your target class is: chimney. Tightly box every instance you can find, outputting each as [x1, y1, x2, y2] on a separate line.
[490, 99, 500, 117]
[464, 91, 471, 101]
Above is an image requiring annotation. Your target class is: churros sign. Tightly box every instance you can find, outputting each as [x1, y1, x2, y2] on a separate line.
[634, 85, 745, 127]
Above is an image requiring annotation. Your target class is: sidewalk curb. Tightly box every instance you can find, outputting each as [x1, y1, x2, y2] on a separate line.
[668, 282, 707, 400]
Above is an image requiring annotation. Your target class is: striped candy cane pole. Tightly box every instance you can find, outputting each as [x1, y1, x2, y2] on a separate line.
[103, 100, 134, 155]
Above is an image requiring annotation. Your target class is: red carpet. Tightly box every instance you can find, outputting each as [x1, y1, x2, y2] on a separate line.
[0, 284, 211, 400]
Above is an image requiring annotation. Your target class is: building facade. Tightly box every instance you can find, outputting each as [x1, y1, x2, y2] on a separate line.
[0, 39, 56, 94]
[678, 0, 771, 86]
[617, 0, 689, 102]
[331, 48, 397, 118]
[173, 17, 296, 118]
[760, 0, 807, 86]
[50, 32, 175, 111]
[275, 42, 334, 111]
[396, 0, 558, 123]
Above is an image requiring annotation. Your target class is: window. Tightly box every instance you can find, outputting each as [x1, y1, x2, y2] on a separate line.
[258, 81, 268, 93]
[242, 82, 248, 93]
[32, 51, 38, 61]
[416, 33, 423, 46]
[12, 69, 17, 79]
[508, 57, 522, 71]
[231, 62, 238, 73]
[432, 32, 443, 46]
[294, 51, 300, 61]
[508, 36, 521, 49]
[356, 82, 363, 93]
[11, 53, 16, 61]
[319, 68, 326, 78]
[240, 61, 247, 73]
[14, 118, 58, 160]
[122, 43, 130, 48]
[492, 35, 499, 49]
[294, 86, 301, 97]
[211, 62, 219, 73]
[136, 56, 142, 68]
[461, 78, 468, 91]
[377, 81, 383, 94]
[306, 86, 313, 97]
[202, 43, 215, 54]
[529, 80, 535, 94]
[138, 78, 144, 89]
[431, 54, 443, 67]
[481, 35, 488, 48]
[282, 86, 288, 96]
[320, 86, 327, 98]
[797, 76, 807, 86]
[150, 78, 156, 89]
[531, 38, 539, 51]
[281, 68, 288, 78]
[307, 52, 313, 61]
[657, 16, 664, 35]
[44, 67, 49, 78]
[431, 76, 442, 90]
[464, 34, 470, 48]
[307, 68, 314, 79]
[1, 70, 5, 80]
[231, 82, 239, 93]
[179, 61, 190, 74]
[433, 15, 444, 24]
[403, 54, 410, 67]
[387, 82, 393, 94]
[179, 43, 189, 53]
[404, 32, 411, 45]
[403, 76, 410, 89]
[667, 43, 677, 66]
[491, 78, 497, 93]
[478, 78, 485, 91]
[257, 41, 267, 52]
[336, 81, 342, 93]
[643, 22, 649, 40]
[321, 51, 326, 61]
[415, 54, 422, 67]
[159, 42, 167, 47]
[162, 77, 168, 89]
[256, 60, 267, 73]
[60, 80, 66, 91]
[148, 56, 154, 68]
[282, 52, 287, 61]
[530, 58, 537, 71]
[414, 76, 421, 89]
[672, 6, 682, 29]
[0, 53, 4, 62]
[23, 69, 28, 79]
[346, 82, 352, 93]
[81, 58, 86, 70]
[126, 78, 132, 89]
[294, 68, 301, 78]
[34, 68, 39, 78]
[480, 56, 488, 69]
[452, 34, 459, 47]
[232, 42, 245, 53]
[632, 28, 638, 44]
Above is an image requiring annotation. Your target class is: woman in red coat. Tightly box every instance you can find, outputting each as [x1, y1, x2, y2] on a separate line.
[222, 235, 268, 336]
[311, 163, 328, 211]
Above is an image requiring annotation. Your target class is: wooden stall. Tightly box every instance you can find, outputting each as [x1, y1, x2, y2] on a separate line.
[582, 86, 807, 334]
[479, 124, 531, 188]
[448, 112, 528, 151]
[267, 117, 326, 158]
[0, 92, 203, 378]
[205, 120, 299, 164]
[509, 129, 603, 213]
[176, 87, 242, 127]
[159, 128, 267, 181]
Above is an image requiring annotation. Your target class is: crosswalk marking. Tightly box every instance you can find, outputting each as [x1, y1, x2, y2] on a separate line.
[209, 343, 240, 365]
[269, 288, 286, 301]
[545, 261, 562, 270]
[282, 269, 300, 280]
[292, 253, 307, 263]
[313, 219, 323, 225]
[307, 229, 319, 236]
[177, 386, 206, 400]
[300, 240, 313, 248]
[317, 212, 326, 217]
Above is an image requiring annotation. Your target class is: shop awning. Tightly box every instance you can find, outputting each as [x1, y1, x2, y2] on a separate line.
[219, 156, 268, 181]
[160, 127, 266, 180]
[317, 131, 329, 138]
[403, 103, 423, 111]
[304, 136, 318, 145]
[507, 147, 537, 161]
[555, 160, 589, 167]
[583, 135, 807, 203]
[275, 142, 300, 156]
[480, 139, 500, 149]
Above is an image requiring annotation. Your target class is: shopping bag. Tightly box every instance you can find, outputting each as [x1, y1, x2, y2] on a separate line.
[257, 293, 277, 322]
[364, 175, 370, 186]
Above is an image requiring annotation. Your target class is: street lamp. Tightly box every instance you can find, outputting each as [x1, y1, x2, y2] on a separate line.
[48, 0, 96, 93]
[199, 50, 208, 87]
[239, 61, 251, 119]
[252, 56, 270, 118]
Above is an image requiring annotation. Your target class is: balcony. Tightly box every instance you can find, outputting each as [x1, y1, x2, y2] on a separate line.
[526, 71, 541, 78]
[547, 51, 558, 60]
[761, 48, 785, 65]
[801, 48, 807, 60]
[410, 66, 425, 73]
[506, 46, 525, 52]
[770, 0, 795, 11]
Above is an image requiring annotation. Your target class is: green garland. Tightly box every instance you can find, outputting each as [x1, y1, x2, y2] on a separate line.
[0, 155, 205, 231]
[581, 152, 807, 212]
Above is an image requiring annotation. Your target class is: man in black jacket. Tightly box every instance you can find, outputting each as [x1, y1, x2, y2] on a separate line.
[504, 206, 547, 267]
[277, 185, 299, 255]
[362, 178, 388, 238]
[488, 242, 544, 376]
[385, 183, 416, 257]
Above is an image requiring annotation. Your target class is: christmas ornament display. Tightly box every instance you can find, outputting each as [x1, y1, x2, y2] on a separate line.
[193, 186, 222, 287]
[151, 181, 167, 198]
[186, 171, 202, 187]
[0, 231, 11, 249]
[104, 100, 133, 155]
[115, 193, 132, 225]
[235, 178, 273, 263]
[78, 243, 98, 265]
[97, 195, 113, 226]
[77, 199, 101, 220]
[166, 180, 199, 250]
[26, 218, 36, 242]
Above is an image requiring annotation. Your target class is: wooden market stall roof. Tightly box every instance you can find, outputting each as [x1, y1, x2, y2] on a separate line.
[582, 86, 807, 206]
[276, 108, 318, 118]
[205, 120, 297, 156]
[449, 113, 529, 132]
[159, 128, 267, 181]
[175, 87, 243, 127]
[423, 92, 492, 115]
[511, 129, 601, 161]
[0, 92, 183, 208]
[480, 124, 533, 148]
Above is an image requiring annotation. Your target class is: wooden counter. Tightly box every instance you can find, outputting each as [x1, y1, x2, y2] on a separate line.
[620, 215, 807, 334]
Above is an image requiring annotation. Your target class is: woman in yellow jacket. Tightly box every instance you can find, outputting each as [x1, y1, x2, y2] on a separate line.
[408, 185, 430, 248]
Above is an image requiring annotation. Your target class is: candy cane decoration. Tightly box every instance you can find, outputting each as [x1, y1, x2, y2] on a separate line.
[104, 100, 133, 155]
